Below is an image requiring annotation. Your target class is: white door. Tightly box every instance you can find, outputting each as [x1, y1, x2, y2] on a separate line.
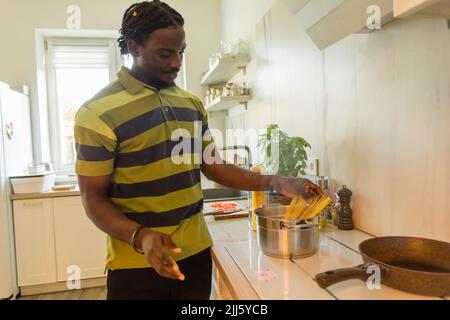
[0, 86, 33, 176]
[52, 196, 106, 281]
[0, 136, 12, 298]
[0, 199, 13, 298]
[13, 199, 57, 286]
[0, 82, 23, 297]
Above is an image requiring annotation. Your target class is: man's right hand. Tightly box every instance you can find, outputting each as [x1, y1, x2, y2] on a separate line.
[136, 229, 185, 281]
[78, 175, 185, 281]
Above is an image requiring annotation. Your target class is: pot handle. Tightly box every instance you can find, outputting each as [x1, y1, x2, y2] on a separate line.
[315, 263, 386, 289]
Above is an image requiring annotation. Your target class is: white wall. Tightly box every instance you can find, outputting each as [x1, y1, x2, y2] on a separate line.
[0, 0, 222, 162]
[323, 17, 450, 241]
[220, 0, 277, 43]
[221, 0, 450, 242]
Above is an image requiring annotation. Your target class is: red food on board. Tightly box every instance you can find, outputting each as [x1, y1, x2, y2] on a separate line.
[210, 202, 239, 211]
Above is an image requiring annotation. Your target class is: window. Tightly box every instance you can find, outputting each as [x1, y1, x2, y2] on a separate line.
[45, 38, 120, 173]
[45, 37, 187, 173]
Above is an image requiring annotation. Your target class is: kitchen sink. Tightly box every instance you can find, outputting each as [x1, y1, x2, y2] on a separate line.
[202, 187, 248, 201]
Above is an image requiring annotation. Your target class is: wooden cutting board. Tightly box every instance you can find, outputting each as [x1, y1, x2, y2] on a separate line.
[213, 210, 249, 220]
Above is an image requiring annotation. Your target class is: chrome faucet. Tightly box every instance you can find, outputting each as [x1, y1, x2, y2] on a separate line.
[219, 145, 252, 170]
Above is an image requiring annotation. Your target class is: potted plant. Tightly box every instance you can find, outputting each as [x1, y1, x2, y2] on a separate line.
[257, 124, 311, 204]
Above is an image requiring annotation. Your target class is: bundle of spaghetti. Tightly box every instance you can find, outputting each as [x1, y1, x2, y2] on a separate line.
[251, 165, 266, 211]
[252, 190, 266, 211]
[284, 193, 332, 221]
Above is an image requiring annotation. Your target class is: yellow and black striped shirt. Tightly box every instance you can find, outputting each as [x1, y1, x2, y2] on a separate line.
[74, 67, 214, 270]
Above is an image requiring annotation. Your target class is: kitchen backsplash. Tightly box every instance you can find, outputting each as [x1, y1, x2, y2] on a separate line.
[220, 1, 450, 242]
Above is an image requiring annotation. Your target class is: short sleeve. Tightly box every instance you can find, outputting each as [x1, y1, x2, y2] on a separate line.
[74, 107, 118, 176]
[194, 98, 215, 151]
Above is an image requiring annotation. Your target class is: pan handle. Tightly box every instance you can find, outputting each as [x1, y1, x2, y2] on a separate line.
[315, 263, 386, 289]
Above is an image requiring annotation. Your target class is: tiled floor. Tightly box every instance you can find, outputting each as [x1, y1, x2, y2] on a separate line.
[17, 286, 217, 300]
[17, 287, 107, 300]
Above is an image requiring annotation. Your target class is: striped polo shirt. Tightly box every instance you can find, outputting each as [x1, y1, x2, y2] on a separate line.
[74, 66, 214, 270]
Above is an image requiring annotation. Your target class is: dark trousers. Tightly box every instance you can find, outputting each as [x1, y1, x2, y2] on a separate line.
[106, 247, 212, 300]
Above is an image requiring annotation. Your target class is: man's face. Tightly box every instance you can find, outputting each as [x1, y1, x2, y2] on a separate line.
[132, 26, 186, 86]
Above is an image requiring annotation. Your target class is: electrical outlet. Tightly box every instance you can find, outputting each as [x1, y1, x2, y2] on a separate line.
[305, 158, 319, 176]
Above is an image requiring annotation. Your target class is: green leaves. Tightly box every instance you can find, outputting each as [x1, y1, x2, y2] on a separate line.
[258, 124, 311, 178]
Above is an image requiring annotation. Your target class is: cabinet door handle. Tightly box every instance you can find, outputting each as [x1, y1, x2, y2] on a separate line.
[5, 122, 14, 140]
[22, 201, 43, 208]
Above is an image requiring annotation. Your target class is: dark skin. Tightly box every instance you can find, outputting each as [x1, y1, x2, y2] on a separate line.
[78, 25, 323, 282]
[128, 25, 186, 88]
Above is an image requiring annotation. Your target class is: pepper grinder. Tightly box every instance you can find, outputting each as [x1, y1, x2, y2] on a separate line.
[336, 185, 354, 230]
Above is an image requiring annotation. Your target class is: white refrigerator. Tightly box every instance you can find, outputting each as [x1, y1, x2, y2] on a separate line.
[0, 82, 33, 299]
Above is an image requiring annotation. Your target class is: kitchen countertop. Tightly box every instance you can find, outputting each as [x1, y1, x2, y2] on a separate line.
[9, 176, 229, 201]
[206, 217, 449, 300]
[9, 186, 82, 200]
[10, 178, 448, 300]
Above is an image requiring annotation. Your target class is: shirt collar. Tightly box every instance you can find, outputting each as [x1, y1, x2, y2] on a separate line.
[117, 67, 176, 95]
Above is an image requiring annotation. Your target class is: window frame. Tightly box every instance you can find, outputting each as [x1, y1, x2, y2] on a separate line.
[39, 31, 187, 175]
[44, 37, 122, 174]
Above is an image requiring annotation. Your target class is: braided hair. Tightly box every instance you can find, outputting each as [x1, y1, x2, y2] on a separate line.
[118, 1, 184, 56]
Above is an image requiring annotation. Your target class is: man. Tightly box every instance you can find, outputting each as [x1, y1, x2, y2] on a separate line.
[74, 0, 322, 300]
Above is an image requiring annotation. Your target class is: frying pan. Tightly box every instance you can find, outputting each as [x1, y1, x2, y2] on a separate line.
[315, 236, 450, 297]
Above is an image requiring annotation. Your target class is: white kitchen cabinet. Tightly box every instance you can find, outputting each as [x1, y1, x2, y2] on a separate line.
[213, 267, 233, 300]
[13, 199, 57, 286]
[282, 0, 394, 50]
[52, 196, 106, 281]
[394, 0, 450, 18]
[13, 195, 106, 291]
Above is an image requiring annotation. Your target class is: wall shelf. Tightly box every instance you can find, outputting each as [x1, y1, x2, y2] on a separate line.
[205, 95, 252, 112]
[201, 56, 250, 86]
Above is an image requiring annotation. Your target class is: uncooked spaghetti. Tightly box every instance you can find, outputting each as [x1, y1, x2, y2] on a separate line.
[284, 193, 332, 221]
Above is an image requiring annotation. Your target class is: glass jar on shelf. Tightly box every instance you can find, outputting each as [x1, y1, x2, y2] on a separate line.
[240, 82, 250, 96]
[208, 53, 221, 70]
[215, 89, 222, 99]
[231, 83, 241, 96]
[220, 40, 233, 57]
[222, 83, 232, 97]
[233, 38, 249, 57]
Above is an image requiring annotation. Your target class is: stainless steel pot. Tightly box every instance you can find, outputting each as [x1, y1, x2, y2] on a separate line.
[254, 205, 319, 259]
